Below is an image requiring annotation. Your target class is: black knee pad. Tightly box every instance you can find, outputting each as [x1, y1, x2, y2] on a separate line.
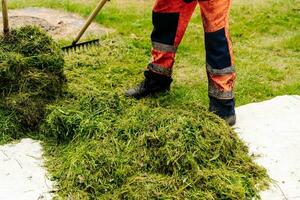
[151, 12, 179, 45]
[205, 28, 232, 69]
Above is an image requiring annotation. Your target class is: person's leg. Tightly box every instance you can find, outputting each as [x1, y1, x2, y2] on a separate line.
[199, 0, 236, 125]
[125, 0, 197, 99]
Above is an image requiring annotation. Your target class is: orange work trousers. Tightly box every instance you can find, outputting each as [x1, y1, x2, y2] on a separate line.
[148, 0, 236, 103]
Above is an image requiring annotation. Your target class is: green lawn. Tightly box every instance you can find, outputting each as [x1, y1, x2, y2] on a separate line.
[8, 0, 300, 106]
[1, 0, 299, 199]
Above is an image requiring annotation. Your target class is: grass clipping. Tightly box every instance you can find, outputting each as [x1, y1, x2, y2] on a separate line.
[44, 94, 269, 199]
[0, 26, 65, 130]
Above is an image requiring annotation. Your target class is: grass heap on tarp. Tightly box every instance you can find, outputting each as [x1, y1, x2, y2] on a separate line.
[43, 93, 269, 199]
[0, 25, 65, 130]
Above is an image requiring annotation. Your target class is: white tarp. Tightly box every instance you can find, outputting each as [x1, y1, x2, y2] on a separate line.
[235, 95, 300, 200]
[0, 139, 53, 200]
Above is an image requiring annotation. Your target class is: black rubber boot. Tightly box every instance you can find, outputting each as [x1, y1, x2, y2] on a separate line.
[125, 70, 173, 99]
[209, 96, 236, 126]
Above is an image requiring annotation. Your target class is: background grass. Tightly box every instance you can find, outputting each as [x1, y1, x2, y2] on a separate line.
[7, 0, 300, 106]
[0, 0, 299, 199]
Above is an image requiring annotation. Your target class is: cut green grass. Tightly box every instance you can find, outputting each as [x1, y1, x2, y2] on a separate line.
[0, 0, 299, 199]
[42, 94, 269, 199]
[0, 26, 65, 131]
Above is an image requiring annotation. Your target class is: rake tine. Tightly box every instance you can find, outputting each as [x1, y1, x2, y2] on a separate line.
[61, 0, 109, 53]
[62, 39, 100, 53]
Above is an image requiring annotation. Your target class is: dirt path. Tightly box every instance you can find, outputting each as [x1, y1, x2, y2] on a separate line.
[0, 7, 113, 39]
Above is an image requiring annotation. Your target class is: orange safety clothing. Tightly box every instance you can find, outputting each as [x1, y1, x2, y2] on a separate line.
[148, 0, 236, 101]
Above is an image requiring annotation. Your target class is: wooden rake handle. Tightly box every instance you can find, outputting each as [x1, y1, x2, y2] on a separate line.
[2, 0, 9, 35]
[73, 0, 109, 45]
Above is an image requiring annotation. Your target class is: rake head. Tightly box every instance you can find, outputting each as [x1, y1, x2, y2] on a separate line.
[62, 39, 100, 53]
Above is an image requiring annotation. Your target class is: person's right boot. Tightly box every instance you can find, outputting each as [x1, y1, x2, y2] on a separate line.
[125, 70, 172, 99]
[209, 96, 236, 126]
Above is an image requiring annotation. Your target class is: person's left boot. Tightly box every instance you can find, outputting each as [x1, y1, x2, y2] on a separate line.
[125, 70, 173, 99]
[209, 96, 236, 126]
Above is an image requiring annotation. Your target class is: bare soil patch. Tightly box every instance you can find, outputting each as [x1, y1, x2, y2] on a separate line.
[0, 7, 113, 39]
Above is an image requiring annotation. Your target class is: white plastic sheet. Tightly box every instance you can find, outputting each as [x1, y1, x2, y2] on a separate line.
[0, 139, 53, 200]
[235, 96, 300, 200]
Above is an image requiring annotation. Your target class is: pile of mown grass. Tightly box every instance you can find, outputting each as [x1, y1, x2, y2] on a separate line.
[0, 26, 65, 130]
[0, 109, 21, 145]
[43, 92, 269, 199]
